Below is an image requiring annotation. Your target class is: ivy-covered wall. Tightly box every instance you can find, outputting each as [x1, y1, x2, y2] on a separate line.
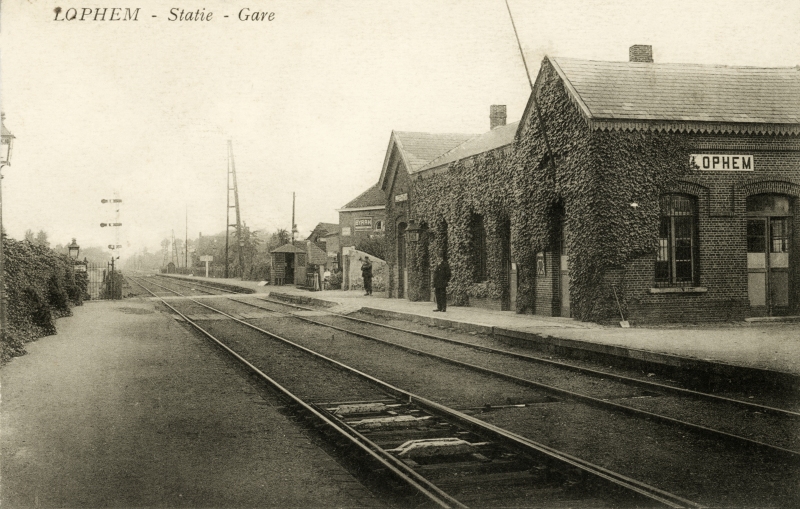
[383, 147, 411, 299]
[411, 58, 695, 321]
[2, 238, 85, 363]
[407, 57, 799, 323]
[413, 149, 515, 307]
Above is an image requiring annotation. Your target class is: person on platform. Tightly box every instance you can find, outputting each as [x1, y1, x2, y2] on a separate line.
[433, 259, 451, 312]
[361, 256, 373, 296]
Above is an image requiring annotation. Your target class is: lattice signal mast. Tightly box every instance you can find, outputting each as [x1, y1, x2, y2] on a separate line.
[225, 140, 244, 278]
[171, 230, 178, 266]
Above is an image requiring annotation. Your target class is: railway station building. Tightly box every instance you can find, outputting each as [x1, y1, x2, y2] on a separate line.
[377, 130, 477, 298]
[401, 45, 800, 323]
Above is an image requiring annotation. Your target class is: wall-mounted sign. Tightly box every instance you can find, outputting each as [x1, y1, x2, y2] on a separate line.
[354, 217, 372, 230]
[341, 227, 351, 236]
[691, 154, 753, 171]
[394, 193, 408, 203]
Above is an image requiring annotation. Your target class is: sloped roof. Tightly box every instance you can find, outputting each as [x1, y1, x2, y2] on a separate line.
[378, 130, 477, 188]
[307, 222, 340, 240]
[394, 131, 477, 172]
[548, 57, 800, 134]
[306, 242, 328, 266]
[271, 243, 306, 254]
[417, 121, 519, 173]
[341, 184, 386, 209]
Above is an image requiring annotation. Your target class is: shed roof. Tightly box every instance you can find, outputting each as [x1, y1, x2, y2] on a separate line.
[417, 121, 519, 173]
[548, 57, 800, 134]
[271, 243, 306, 254]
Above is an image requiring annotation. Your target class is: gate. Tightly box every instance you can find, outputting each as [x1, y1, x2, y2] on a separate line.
[84, 261, 123, 300]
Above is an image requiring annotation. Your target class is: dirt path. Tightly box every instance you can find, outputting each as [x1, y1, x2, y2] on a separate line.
[1, 299, 383, 508]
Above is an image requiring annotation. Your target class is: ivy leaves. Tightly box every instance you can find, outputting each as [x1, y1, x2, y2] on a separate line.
[2, 238, 84, 362]
[409, 59, 693, 321]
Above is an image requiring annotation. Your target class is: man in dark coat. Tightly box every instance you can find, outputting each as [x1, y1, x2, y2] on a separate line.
[361, 256, 373, 295]
[432, 259, 451, 312]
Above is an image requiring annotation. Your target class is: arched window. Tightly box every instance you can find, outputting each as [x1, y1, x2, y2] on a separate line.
[655, 194, 698, 287]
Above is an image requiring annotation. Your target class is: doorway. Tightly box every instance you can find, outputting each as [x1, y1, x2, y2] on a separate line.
[397, 222, 407, 298]
[558, 213, 570, 317]
[746, 194, 792, 315]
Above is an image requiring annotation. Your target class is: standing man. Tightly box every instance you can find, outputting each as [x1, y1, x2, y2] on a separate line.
[361, 256, 373, 296]
[432, 259, 451, 312]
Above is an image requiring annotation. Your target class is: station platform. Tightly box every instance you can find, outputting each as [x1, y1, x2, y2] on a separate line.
[0, 298, 384, 508]
[163, 274, 800, 386]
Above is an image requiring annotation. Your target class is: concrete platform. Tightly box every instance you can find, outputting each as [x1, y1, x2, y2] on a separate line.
[161, 274, 800, 387]
[0, 299, 384, 508]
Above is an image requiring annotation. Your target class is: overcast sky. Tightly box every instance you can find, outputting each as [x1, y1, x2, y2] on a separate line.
[1, 0, 798, 258]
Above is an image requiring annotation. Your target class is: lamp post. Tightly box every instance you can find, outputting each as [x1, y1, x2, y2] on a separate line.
[67, 238, 80, 260]
[1, 119, 16, 339]
[405, 220, 421, 244]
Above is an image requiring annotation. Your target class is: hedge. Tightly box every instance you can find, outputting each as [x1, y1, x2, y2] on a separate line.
[1, 237, 86, 363]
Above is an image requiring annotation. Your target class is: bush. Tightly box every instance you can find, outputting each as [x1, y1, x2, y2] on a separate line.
[1, 237, 83, 363]
[328, 271, 342, 290]
[244, 263, 270, 281]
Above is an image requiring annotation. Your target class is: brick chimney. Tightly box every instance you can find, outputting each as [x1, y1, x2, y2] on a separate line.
[490, 105, 507, 130]
[629, 44, 653, 63]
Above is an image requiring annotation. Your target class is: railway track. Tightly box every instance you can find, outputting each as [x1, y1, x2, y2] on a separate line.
[127, 274, 707, 508]
[132, 275, 800, 506]
[224, 296, 800, 460]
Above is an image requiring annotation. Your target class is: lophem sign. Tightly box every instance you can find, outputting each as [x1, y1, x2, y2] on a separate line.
[691, 154, 753, 171]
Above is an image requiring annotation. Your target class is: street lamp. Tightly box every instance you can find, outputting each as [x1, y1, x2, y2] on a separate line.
[1, 123, 14, 165]
[405, 220, 422, 244]
[68, 238, 81, 260]
[1, 118, 16, 339]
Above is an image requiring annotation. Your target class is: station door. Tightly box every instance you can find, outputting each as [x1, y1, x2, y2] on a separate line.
[746, 194, 793, 315]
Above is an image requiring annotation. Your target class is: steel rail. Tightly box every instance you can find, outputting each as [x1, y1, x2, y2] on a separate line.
[149, 276, 221, 295]
[179, 296, 704, 508]
[248, 296, 800, 420]
[224, 296, 800, 461]
[135, 276, 218, 297]
[154, 274, 239, 294]
[127, 275, 184, 297]
[133, 280, 468, 509]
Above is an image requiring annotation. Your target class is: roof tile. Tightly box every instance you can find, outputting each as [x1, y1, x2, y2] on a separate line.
[551, 58, 800, 125]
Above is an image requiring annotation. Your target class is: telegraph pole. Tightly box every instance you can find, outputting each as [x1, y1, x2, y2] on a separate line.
[291, 192, 297, 243]
[225, 140, 244, 278]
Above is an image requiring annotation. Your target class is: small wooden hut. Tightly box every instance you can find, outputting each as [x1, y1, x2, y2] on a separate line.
[270, 244, 306, 286]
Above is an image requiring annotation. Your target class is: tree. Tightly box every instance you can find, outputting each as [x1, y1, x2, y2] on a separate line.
[24, 229, 35, 243]
[268, 229, 291, 251]
[35, 230, 50, 248]
[230, 223, 260, 276]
